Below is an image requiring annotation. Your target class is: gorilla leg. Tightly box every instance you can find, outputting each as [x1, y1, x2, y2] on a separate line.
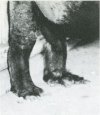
[42, 26, 84, 84]
[31, 1, 86, 85]
[43, 39, 66, 84]
[8, 2, 43, 97]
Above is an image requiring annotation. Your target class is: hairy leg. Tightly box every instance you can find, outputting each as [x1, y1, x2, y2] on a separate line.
[40, 24, 84, 85]
[8, 2, 43, 97]
[43, 39, 66, 84]
[43, 39, 84, 85]
[31, 2, 85, 85]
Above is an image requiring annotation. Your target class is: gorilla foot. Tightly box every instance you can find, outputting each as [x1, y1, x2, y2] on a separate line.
[62, 71, 87, 84]
[43, 70, 87, 85]
[11, 85, 43, 98]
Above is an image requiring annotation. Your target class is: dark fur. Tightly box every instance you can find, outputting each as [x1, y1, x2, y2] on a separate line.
[8, 1, 86, 97]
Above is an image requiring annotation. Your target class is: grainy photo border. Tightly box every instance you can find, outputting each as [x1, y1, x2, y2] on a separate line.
[0, 0, 100, 115]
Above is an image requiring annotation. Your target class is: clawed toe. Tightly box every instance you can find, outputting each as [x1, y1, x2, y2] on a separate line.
[62, 71, 88, 84]
[33, 86, 43, 95]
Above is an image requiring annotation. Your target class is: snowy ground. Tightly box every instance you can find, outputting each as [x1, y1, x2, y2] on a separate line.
[0, 40, 100, 115]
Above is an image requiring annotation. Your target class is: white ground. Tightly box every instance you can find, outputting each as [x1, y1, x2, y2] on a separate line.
[0, 40, 100, 115]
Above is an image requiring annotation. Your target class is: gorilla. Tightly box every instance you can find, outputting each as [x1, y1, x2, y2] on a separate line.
[7, 1, 98, 97]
